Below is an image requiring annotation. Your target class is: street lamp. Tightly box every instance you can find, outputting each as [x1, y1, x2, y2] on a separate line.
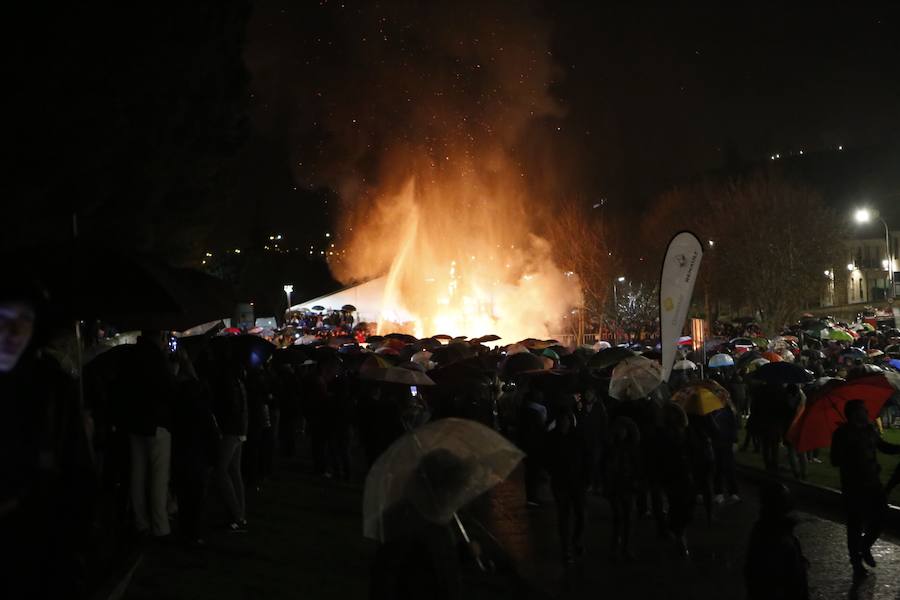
[283, 284, 294, 312]
[853, 207, 894, 300]
[612, 276, 626, 345]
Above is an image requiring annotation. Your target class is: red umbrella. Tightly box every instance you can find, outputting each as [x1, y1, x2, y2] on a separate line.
[760, 351, 783, 362]
[786, 374, 895, 452]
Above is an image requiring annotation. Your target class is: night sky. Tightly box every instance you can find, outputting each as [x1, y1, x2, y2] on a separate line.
[243, 3, 900, 223]
[6, 2, 900, 265]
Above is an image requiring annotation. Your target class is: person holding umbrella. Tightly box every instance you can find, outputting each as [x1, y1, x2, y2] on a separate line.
[744, 481, 809, 600]
[831, 399, 900, 583]
[364, 418, 524, 599]
[546, 401, 591, 564]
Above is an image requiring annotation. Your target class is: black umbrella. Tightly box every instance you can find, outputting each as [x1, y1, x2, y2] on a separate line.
[501, 351, 546, 378]
[110, 267, 235, 332]
[211, 334, 276, 368]
[431, 342, 475, 366]
[273, 345, 312, 365]
[801, 348, 826, 361]
[418, 338, 442, 350]
[312, 305, 326, 311]
[385, 333, 419, 343]
[22, 243, 184, 322]
[587, 347, 635, 370]
[735, 350, 763, 370]
[751, 362, 814, 385]
[429, 361, 492, 390]
[341, 304, 357, 312]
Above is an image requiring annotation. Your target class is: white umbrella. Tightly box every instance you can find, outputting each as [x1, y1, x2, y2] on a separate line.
[673, 359, 698, 371]
[708, 353, 735, 368]
[609, 355, 662, 400]
[363, 418, 524, 541]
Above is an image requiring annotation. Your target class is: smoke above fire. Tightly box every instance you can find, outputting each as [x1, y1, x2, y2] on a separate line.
[292, 1, 582, 340]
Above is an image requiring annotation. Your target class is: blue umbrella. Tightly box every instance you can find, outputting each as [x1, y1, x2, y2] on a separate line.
[889, 358, 900, 370]
[709, 353, 735, 368]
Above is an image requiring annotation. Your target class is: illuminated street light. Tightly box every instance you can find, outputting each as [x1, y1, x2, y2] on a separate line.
[852, 206, 894, 300]
[283, 284, 294, 310]
[854, 208, 871, 223]
[823, 270, 830, 276]
[847, 264, 855, 271]
[612, 276, 626, 345]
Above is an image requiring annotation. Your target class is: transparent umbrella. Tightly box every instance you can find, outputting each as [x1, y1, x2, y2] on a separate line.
[609, 355, 662, 400]
[363, 418, 524, 542]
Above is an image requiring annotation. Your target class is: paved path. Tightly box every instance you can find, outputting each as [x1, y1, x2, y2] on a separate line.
[473, 468, 900, 600]
[123, 457, 900, 600]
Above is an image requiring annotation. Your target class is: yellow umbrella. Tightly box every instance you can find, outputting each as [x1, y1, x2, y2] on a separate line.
[671, 380, 730, 416]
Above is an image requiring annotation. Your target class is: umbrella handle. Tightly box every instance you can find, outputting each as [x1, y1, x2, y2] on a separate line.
[453, 513, 486, 572]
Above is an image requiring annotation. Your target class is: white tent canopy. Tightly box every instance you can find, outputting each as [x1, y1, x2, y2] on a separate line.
[290, 277, 415, 324]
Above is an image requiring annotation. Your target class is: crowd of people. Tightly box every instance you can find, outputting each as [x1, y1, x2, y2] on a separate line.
[3, 274, 900, 599]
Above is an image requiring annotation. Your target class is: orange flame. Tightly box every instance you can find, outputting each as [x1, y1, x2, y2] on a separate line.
[336, 175, 582, 344]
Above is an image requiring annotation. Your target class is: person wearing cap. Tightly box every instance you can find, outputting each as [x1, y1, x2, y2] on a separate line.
[831, 399, 900, 583]
[744, 481, 809, 599]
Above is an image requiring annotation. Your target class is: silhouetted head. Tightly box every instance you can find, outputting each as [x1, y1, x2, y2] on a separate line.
[844, 399, 869, 427]
[759, 481, 793, 519]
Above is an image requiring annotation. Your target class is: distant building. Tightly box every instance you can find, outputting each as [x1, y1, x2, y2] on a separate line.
[828, 227, 898, 305]
[818, 223, 899, 322]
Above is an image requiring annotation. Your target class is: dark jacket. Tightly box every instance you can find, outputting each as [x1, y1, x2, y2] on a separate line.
[370, 502, 461, 600]
[172, 378, 220, 466]
[831, 421, 900, 492]
[118, 339, 175, 435]
[710, 406, 739, 446]
[211, 372, 248, 437]
[603, 416, 641, 498]
[546, 415, 591, 490]
[1, 352, 97, 600]
[744, 516, 809, 600]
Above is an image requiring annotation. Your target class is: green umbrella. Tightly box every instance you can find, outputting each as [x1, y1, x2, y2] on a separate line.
[828, 329, 854, 342]
[752, 336, 770, 349]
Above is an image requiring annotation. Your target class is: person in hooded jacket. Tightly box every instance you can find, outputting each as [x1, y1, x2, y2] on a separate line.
[546, 402, 591, 564]
[654, 402, 695, 556]
[170, 347, 219, 545]
[0, 277, 96, 599]
[831, 399, 900, 583]
[210, 347, 249, 532]
[119, 330, 176, 539]
[603, 415, 641, 560]
[744, 481, 809, 600]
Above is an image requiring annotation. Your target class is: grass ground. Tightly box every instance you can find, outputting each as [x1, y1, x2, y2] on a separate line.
[735, 427, 900, 506]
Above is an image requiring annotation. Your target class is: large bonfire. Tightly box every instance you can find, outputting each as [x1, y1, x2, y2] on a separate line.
[332, 169, 581, 342]
[307, 2, 584, 341]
